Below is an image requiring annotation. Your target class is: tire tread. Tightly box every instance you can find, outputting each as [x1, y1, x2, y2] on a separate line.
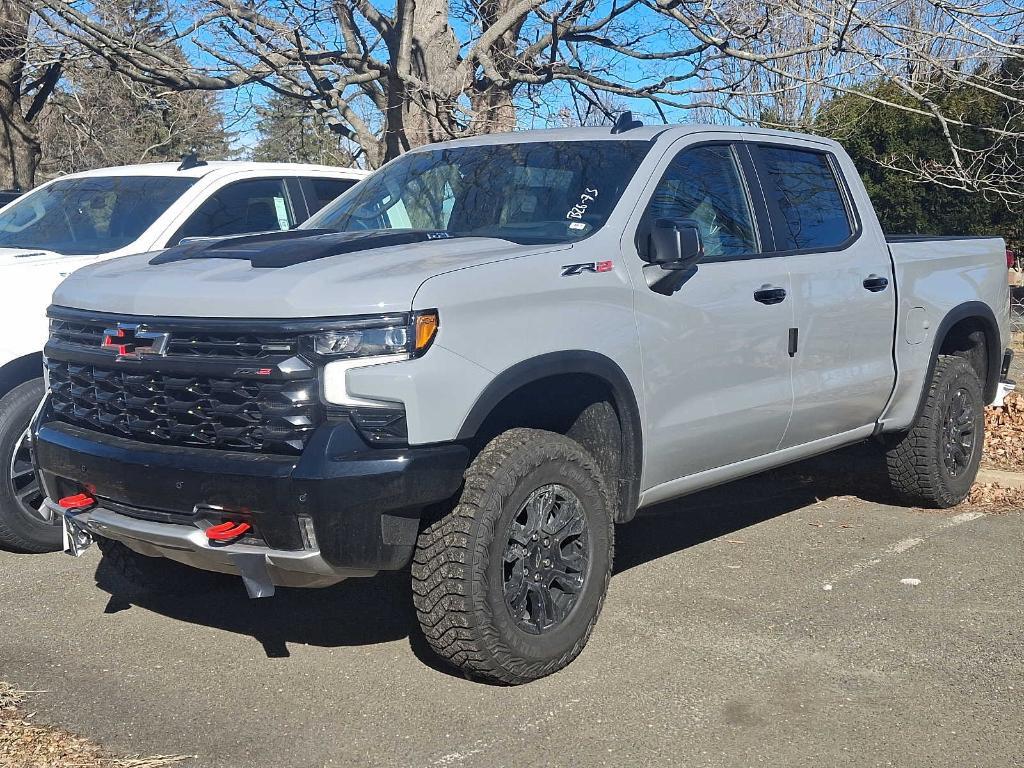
[412, 428, 613, 685]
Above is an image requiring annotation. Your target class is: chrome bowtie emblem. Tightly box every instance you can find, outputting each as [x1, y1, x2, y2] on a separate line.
[102, 323, 171, 360]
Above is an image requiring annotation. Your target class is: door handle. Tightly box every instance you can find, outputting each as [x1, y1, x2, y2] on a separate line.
[754, 285, 787, 305]
[863, 274, 889, 292]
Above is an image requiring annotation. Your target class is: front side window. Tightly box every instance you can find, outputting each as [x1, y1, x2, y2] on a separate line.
[172, 178, 294, 244]
[0, 176, 196, 255]
[643, 144, 758, 259]
[757, 146, 853, 251]
[305, 141, 652, 245]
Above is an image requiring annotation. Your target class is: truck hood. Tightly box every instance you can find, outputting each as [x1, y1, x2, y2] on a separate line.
[52, 230, 570, 318]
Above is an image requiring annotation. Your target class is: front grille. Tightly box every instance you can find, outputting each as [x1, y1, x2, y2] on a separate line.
[166, 333, 296, 359]
[49, 317, 106, 348]
[49, 315, 298, 359]
[46, 360, 320, 454]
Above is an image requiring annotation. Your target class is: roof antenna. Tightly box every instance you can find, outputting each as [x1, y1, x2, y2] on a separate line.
[177, 152, 207, 172]
[610, 111, 643, 134]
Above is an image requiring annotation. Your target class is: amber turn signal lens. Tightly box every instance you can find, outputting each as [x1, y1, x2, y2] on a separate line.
[414, 311, 439, 354]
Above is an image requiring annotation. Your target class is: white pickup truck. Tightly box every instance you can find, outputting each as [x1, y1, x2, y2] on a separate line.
[33, 122, 1012, 684]
[0, 160, 368, 551]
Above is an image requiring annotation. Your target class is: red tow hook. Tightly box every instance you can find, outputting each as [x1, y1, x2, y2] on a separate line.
[206, 521, 251, 542]
[58, 493, 96, 511]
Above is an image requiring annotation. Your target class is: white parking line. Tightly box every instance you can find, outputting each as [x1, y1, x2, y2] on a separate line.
[830, 510, 986, 585]
[887, 537, 924, 555]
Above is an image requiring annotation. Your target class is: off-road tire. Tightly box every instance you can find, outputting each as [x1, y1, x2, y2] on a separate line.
[0, 379, 60, 553]
[412, 428, 614, 685]
[96, 537, 226, 596]
[885, 355, 985, 508]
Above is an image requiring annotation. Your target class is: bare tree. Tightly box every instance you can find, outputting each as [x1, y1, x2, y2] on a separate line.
[20, 0, 1024, 201]
[0, 0, 61, 188]
[646, 0, 1024, 203]
[26, 0, 689, 167]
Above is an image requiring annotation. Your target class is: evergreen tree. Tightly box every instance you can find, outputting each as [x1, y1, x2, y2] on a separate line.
[251, 92, 356, 167]
[34, 0, 232, 179]
[816, 74, 1023, 253]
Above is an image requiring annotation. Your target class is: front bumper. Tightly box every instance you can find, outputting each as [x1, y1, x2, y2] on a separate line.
[33, 402, 469, 592]
[49, 500, 351, 595]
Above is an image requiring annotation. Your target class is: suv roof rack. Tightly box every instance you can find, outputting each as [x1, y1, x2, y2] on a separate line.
[177, 152, 208, 172]
[610, 111, 643, 134]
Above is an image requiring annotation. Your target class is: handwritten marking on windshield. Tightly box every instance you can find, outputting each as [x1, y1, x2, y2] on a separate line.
[566, 187, 599, 220]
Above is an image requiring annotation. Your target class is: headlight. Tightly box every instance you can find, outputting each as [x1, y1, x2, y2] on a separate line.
[303, 310, 438, 360]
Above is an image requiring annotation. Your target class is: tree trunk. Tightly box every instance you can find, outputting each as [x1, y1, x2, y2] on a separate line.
[0, 0, 38, 189]
[378, 0, 518, 162]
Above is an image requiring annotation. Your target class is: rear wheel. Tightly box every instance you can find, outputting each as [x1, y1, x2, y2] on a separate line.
[885, 355, 985, 508]
[0, 379, 60, 553]
[412, 428, 613, 685]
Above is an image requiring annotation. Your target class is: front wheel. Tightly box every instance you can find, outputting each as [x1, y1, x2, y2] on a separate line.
[885, 355, 985, 508]
[0, 379, 61, 553]
[412, 428, 614, 685]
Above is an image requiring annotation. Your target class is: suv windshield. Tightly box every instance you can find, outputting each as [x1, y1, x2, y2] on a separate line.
[0, 176, 197, 255]
[305, 141, 651, 244]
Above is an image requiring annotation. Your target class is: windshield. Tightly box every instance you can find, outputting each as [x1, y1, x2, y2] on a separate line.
[0, 176, 197, 255]
[305, 141, 652, 244]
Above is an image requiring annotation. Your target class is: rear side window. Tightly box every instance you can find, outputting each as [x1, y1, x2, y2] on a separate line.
[171, 178, 294, 244]
[756, 146, 853, 251]
[643, 144, 758, 259]
[304, 177, 358, 215]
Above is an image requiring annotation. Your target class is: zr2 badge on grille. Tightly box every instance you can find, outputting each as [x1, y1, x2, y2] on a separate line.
[102, 323, 171, 360]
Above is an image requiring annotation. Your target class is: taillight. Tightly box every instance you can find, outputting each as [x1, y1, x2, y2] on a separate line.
[1008, 249, 1017, 269]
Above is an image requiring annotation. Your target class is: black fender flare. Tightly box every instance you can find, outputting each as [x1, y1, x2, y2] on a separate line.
[911, 301, 1002, 423]
[0, 352, 43, 399]
[456, 350, 643, 522]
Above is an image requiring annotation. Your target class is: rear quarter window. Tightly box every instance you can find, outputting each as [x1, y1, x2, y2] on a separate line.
[756, 146, 854, 251]
[305, 177, 358, 215]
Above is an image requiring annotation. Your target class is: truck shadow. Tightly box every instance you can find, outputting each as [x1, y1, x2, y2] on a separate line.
[91, 441, 898, 669]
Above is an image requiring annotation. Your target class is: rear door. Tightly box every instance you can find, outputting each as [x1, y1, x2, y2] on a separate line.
[747, 139, 896, 447]
[626, 138, 795, 490]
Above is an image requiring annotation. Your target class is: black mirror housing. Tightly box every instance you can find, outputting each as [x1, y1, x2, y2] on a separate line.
[646, 218, 704, 270]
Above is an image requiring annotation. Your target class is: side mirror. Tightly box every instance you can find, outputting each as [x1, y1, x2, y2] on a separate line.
[646, 218, 704, 270]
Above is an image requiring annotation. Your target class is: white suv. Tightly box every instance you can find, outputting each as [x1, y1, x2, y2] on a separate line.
[0, 160, 368, 551]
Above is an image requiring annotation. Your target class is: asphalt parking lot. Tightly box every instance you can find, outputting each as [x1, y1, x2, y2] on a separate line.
[2, 447, 1022, 768]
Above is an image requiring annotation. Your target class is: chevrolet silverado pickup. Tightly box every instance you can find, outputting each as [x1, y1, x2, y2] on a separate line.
[0, 160, 368, 551]
[32, 121, 1012, 684]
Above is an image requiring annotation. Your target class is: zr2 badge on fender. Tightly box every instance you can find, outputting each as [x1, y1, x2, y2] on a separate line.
[561, 261, 613, 277]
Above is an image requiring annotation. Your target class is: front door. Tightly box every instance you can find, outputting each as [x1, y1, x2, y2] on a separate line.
[626, 140, 795, 491]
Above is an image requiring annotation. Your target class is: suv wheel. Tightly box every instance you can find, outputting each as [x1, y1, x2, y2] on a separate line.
[885, 355, 985, 508]
[0, 379, 61, 552]
[412, 428, 613, 685]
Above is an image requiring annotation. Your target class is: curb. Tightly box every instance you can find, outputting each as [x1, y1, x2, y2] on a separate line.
[977, 468, 1024, 490]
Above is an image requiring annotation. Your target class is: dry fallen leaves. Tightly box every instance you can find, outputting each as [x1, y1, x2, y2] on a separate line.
[983, 391, 1024, 472]
[967, 481, 1024, 512]
[0, 682, 190, 768]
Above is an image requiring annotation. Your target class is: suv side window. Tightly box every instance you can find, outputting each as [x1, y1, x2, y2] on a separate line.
[303, 177, 358, 216]
[643, 144, 758, 259]
[170, 178, 294, 245]
[755, 146, 853, 251]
